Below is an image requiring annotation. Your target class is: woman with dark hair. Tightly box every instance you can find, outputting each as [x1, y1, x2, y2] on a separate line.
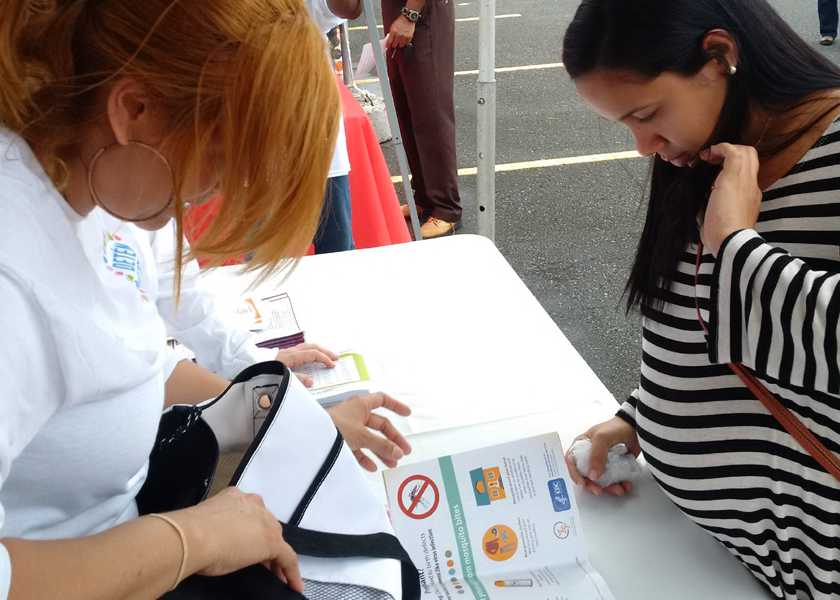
[561, 1, 840, 598]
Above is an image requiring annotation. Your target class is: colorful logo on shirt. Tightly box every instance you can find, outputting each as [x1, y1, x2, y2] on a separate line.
[102, 232, 148, 301]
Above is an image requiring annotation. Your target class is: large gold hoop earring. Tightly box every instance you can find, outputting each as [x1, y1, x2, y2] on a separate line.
[87, 141, 175, 222]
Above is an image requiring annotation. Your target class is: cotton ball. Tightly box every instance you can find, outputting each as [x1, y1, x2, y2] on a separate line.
[568, 438, 641, 488]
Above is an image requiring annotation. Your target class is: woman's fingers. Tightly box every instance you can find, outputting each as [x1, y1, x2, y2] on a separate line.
[699, 143, 732, 165]
[289, 349, 336, 368]
[603, 482, 628, 496]
[292, 343, 339, 361]
[565, 452, 585, 485]
[293, 372, 314, 388]
[377, 393, 412, 417]
[366, 412, 410, 457]
[699, 142, 759, 169]
[582, 480, 628, 497]
[353, 448, 378, 472]
[586, 433, 614, 481]
[362, 392, 412, 417]
[270, 536, 303, 594]
[583, 480, 606, 496]
[276, 344, 339, 369]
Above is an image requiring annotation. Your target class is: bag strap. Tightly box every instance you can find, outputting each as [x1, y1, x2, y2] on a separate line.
[225, 362, 421, 598]
[694, 244, 840, 481]
[202, 360, 290, 412]
[287, 430, 344, 527]
[282, 525, 421, 600]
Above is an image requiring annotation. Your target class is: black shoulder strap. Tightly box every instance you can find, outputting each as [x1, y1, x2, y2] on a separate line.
[282, 525, 421, 600]
[204, 360, 289, 411]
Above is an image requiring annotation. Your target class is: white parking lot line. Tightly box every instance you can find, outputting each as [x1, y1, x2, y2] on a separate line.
[389, 150, 643, 183]
[354, 62, 563, 85]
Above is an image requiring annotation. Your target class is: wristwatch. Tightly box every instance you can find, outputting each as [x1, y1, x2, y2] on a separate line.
[400, 6, 421, 22]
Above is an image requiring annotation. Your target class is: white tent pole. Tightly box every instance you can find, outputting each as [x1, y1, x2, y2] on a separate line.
[339, 22, 355, 87]
[476, 0, 496, 240]
[360, 0, 423, 241]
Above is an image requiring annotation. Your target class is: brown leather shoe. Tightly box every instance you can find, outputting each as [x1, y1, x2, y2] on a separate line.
[420, 217, 457, 239]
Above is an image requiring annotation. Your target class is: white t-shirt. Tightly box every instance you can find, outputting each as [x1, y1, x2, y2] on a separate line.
[148, 220, 276, 379]
[307, 0, 351, 178]
[76, 213, 191, 380]
[0, 131, 169, 597]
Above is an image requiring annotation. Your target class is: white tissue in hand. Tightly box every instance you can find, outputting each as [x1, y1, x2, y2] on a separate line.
[569, 438, 641, 487]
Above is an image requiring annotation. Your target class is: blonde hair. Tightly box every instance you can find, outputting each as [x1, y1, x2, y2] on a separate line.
[1, 0, 338, 285]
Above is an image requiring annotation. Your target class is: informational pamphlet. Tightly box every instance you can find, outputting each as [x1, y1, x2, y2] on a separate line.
[383, 434, 614, 600]
[234, 293, 305, 349]
[298, 352, 372, 407]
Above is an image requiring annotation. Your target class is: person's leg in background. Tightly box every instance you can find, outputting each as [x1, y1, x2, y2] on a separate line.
[313, 175, 355, 254]
[818, 0, 839, 44]
[394, 86, 431, 223]
[383, 0, 430, 225]
[384, 0, 461, 238]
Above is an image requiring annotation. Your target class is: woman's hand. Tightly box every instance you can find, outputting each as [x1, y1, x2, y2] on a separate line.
[178, 488, 303, 592]
[327, 393, 412, 471]
[275, 343, 338, 387]
[564, 416, 640, 497]
[699, 143, 762, 256]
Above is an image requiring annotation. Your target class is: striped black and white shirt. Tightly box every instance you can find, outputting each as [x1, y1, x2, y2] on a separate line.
[619, 118, 840, 600]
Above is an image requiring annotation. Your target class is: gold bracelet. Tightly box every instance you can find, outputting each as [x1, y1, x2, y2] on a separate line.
[147, 513, 189, 591]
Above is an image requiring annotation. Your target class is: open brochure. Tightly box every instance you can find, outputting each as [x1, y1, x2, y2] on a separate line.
[234, 293, 305, 349]
[383, 433, 614, 600]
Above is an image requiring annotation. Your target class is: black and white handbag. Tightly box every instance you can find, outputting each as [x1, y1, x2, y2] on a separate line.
[137, 361, 420, 600]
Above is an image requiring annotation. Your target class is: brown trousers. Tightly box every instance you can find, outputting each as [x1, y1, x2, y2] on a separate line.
[382, 0, 462, 222]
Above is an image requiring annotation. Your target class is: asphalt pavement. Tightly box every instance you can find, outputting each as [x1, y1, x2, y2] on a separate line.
[345, 0, 836, 402]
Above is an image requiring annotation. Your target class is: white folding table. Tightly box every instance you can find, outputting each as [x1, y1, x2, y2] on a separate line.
[200, 235, 768, 600]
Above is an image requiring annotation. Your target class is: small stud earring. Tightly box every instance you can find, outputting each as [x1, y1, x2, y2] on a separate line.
[728, 65, 737, 76]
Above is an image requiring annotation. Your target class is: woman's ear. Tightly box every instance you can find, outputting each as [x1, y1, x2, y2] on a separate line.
[701, 29, 740, 77]
[105, 78, 159, 146]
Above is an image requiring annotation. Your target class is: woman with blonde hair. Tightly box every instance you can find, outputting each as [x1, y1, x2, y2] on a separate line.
[0, 0, 349, 596]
